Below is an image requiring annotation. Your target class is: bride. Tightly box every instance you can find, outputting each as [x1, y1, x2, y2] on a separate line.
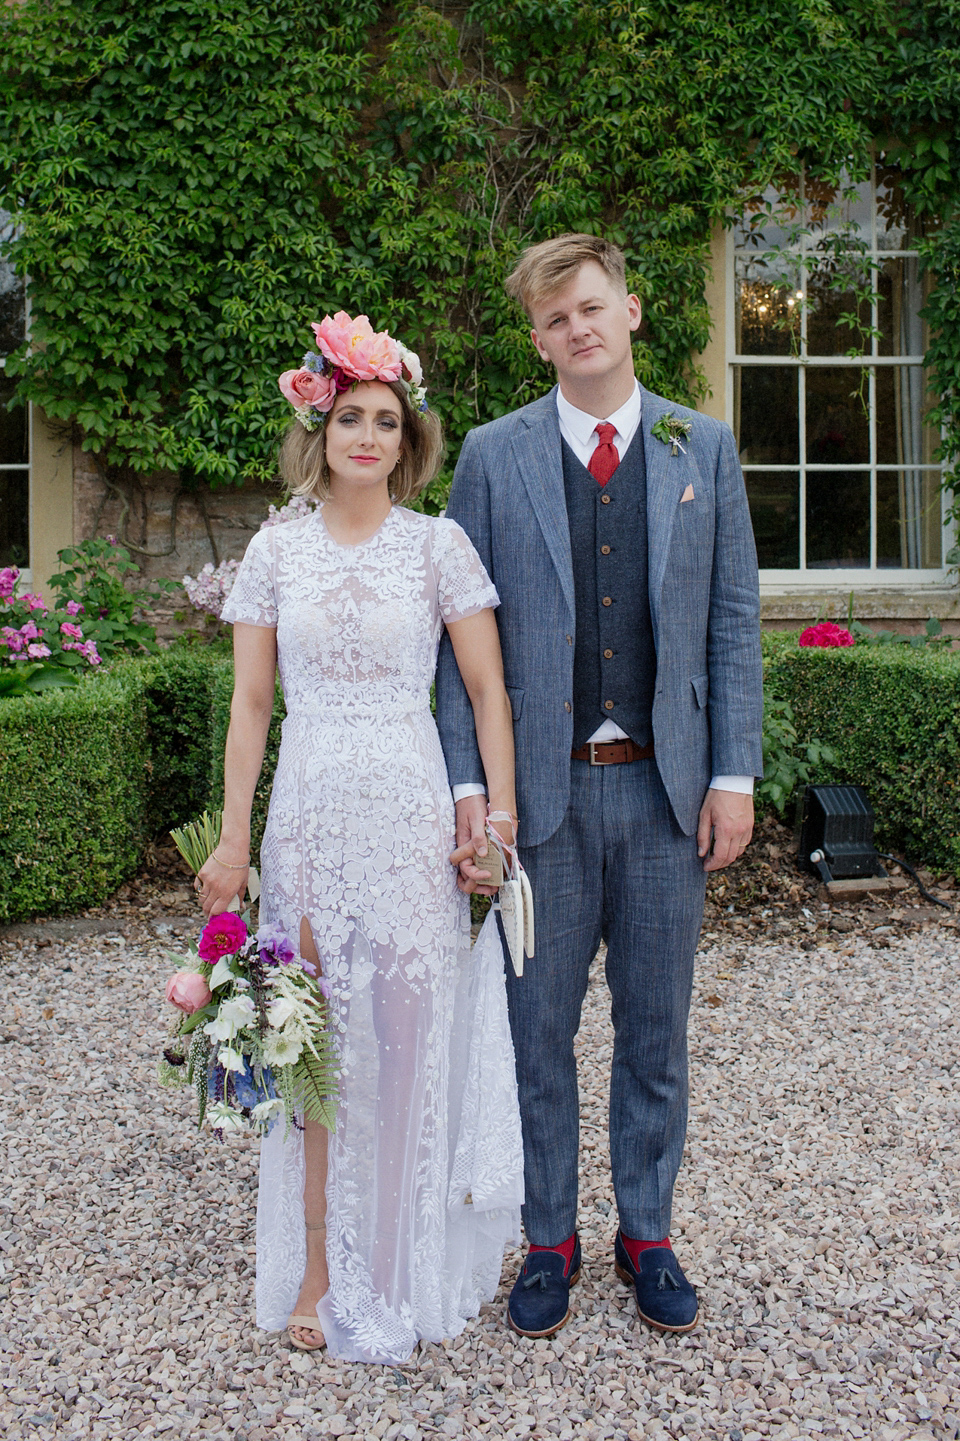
[197, 313, 523, 1362]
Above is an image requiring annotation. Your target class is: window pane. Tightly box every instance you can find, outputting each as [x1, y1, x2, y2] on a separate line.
[806, 368, 869, 465]
[875, 365, 937, 465]
[877, 470, 943, 569]
[0, 211, 25, 358]
[806, 470, 870, 568]
[805, 177, 872, 241]
[736, 367, 799, 464]
[734, 186, 802, 250]
[0, 373, 27, 465]
[875, 167, 918, 252]
[0, 470, 29, 567]
[745, 471, 799, 568]
[877, 257, 924, 357]
[735, 258, 801, 356]
[805, 269, 872, 357]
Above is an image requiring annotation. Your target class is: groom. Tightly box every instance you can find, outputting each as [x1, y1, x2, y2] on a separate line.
[437, 234, 763, 1338]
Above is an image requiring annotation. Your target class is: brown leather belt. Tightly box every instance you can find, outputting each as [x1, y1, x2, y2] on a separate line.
[571, 738, 655, 766]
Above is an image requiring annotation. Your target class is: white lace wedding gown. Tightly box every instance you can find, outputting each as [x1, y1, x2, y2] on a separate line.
[221, 504, 523, 1363]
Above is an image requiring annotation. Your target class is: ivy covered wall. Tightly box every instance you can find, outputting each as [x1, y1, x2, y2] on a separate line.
[1, 0, 958, 524]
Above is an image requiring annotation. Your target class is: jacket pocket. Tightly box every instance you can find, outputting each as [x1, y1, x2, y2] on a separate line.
[691, 673, 709, 709]
[505, 684, 525, 720]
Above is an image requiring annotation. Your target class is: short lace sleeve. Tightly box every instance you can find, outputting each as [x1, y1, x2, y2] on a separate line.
[432, 519, 499, 624]
[220, 530, 278, 627]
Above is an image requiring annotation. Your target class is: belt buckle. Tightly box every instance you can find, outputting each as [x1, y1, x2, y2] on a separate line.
[588, 741, 602, 766]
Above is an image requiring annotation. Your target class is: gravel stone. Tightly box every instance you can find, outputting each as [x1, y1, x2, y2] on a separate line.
[2, 891, 958, 1440]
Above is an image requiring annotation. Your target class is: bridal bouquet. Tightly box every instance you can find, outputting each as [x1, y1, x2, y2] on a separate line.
[159, 911, 338, 1135]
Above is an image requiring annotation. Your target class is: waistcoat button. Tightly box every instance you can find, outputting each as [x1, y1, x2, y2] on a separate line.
[602, 596, 612, 606]
[601, 494, 611, 504]
[604, 700, 614, 710]
[600, 545, 611, 555]
[603, 648, 613, 659]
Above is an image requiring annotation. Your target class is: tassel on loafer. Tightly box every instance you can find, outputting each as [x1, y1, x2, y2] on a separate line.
[507, 1236, 582, 1338]
[614, 1231, 699, 1333]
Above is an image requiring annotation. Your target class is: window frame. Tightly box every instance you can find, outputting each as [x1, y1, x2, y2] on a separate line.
[0, 212, 31, 579]
[726, 167, 953, 587]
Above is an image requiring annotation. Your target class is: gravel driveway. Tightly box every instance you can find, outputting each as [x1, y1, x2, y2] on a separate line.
[1, 895, 958, 1441]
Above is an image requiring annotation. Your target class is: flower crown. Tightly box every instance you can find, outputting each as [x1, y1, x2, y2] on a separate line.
[278, 312, 427, 432]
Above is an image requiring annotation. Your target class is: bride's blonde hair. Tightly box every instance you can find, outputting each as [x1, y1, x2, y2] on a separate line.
[280, 381, 444, 505]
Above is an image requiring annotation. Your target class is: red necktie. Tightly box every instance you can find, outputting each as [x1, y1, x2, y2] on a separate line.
[588, 422, 619, 486]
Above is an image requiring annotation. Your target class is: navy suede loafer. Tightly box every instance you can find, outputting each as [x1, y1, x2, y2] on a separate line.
[507, 1237, 582, 1338]
[614, 1232, 699, 1333]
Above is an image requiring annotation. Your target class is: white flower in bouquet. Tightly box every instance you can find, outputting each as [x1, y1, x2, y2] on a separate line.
[208, 1100, 246, 1133]
[251, 1098, 285, 1127]
[266, 995, 297, 1029]
[217, 1047, 246, 1072]
[264, 1023, 305, 1067]
[219, 995, 257, 1029]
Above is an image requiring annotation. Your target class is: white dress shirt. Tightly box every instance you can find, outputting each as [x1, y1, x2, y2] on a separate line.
[452, 383, 753, 800]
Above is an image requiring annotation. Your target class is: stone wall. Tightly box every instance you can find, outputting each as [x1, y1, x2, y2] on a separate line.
[72, 447, 284, 637]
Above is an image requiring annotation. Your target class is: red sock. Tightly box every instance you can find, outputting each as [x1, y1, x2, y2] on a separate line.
[528, 1234, 578, 1272]
[620, 1232, 671, 1269]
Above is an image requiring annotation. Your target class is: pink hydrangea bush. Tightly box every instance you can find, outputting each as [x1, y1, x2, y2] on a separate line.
[0, 566, 102, 694]
[798, 622, 855, 648]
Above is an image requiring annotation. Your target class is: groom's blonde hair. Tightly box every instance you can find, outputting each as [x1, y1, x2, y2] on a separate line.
[505, 234, 628, 318]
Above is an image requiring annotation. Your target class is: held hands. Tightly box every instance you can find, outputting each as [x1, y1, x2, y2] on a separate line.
[450, 794, 516, 895]
[195, 838, 250, 918]
[696, 788, 754, 873]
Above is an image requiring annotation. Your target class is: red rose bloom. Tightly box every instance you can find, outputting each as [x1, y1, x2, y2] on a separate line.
[198, 911, 249, 961]
[798, 622, 855, 649]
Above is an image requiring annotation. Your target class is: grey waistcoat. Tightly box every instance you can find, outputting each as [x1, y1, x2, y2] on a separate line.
[562, 437, 657, 750]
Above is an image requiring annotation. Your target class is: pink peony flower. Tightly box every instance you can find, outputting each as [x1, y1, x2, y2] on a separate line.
[198, 911, 249, 961]
[26, 643, 51, 659]
[278, 367, 338, 412]
[166, 970, 213, 1014]
[312, 311, 402, 383]
[799, 622, 855, 648]
[65, 600, 84, 616]
[60, 621, 84, 640]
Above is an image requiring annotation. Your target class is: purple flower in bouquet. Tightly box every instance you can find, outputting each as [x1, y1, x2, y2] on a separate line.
[799, 622, 855, 649]
[198, 911, 249, 962]
[256, 923, 297, 968]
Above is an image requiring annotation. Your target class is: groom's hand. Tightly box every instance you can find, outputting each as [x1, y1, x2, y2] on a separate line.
[450, 794, 499, 895]
[697, 788, 754, 872]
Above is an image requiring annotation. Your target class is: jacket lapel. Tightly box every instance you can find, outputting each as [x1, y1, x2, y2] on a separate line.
[512, 389, 575, 618]
[641, 386, 683, 613]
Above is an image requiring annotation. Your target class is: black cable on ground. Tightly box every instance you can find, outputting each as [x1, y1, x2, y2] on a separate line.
[877, 854, 953, 911]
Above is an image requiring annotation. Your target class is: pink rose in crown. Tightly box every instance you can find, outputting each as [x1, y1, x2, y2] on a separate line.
[278, 368, 338, 412]
[198, 911, 249, 962]
[165, 970, 213, 1014]
[312, 311, 402, 383]
[799, 622, 855, 648]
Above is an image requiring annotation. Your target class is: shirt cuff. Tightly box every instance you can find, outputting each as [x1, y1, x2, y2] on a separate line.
[709, 775, 755, 796]
[452, 783, 487, 803]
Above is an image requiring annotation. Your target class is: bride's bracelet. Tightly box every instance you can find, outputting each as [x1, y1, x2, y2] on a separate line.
[211, 850, 250, 870]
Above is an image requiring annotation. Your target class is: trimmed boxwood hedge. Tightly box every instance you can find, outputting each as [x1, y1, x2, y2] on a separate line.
[765, 640, 960, 877]
[0, 666, 148, 922]
[144, 640, 231, 834]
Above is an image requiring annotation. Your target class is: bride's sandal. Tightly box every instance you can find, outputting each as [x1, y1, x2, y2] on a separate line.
[287, 1223, 328, 1352]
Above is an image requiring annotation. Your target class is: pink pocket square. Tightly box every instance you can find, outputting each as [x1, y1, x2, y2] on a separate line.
[680, 484, 695, 503]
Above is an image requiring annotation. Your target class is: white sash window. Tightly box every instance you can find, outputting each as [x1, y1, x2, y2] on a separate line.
[731, 168, 949, 581]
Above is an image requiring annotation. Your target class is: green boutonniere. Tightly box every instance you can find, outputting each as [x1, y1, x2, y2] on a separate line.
[652, 412, 693, 456]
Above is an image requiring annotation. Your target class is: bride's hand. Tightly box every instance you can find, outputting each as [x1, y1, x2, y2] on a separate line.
[195, 842, 250, 917]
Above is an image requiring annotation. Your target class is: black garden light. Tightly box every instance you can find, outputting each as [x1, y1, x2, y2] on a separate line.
[797, 784, 886, 884]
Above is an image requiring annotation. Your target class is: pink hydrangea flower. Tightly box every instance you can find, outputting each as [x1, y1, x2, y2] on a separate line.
[20, 621, 40, 641]
[65, 600, 84, 616]
[312, 311, 402, 383]
[27, 643, 52, 659]
[60, 621, 84, 640]
[0, 567, 18, 600]
[799, 622, 855, 648]
[2, 627, 25, 652]
[198, 911, 249, 962]
[24, 594, 47, 613]
[278, 367, 339, 412]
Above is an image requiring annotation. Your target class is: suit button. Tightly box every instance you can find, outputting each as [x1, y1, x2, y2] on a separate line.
[564, 701, 572, 712]
[566, 634, 573, 644]
[601, 495, 611, 504]
[603, 648, 613, 658]
[604, 700, 614, 710]
[602, 596, 612, 606]
[600, 545, 611, 555]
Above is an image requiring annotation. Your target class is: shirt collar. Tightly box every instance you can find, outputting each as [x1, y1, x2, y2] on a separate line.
[555, 379, 642, 443]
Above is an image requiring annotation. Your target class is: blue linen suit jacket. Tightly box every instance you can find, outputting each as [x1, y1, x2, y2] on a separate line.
[435, 385, 764, 848]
